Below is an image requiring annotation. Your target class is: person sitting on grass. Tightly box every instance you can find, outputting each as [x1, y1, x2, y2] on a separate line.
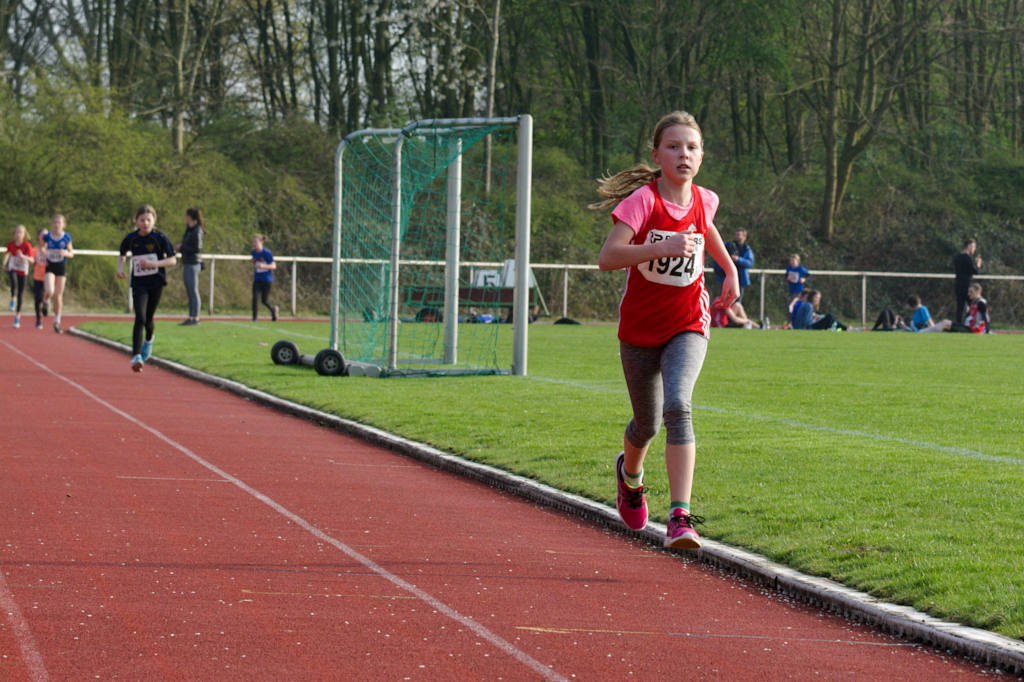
[792, 289, 847, 330]
[949, 282, 990, 333]
[905, 294, 952, 333]
[711, 298, 760, 329]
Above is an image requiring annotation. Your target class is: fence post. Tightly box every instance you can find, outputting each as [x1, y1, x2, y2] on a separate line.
[861, 274, 867, 329]
[207, 257, 215, 316]
[759, 272, 766, 323]
[291, 258, 297, 317]
[562, 267, 569, 319]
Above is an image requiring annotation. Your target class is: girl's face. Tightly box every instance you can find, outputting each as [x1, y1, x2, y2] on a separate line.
[185, 213, 195, 227]
[37, 231, 47, 246]
[252, 237, 263, 250]
[136, 211, 156, 234]
[789, 256, 799, 267]
[652, 124, 703, 186]
[811, 293, 822, 308]
[13, 225, 26, 243]
[51, 216, 65, 234]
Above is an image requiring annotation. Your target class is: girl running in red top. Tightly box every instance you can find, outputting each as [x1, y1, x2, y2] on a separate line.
[595, 111, 739, 549]
[3, 224, 34, 328]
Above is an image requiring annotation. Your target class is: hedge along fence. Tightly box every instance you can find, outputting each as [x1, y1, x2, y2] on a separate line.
[7, 248, 1023, 328]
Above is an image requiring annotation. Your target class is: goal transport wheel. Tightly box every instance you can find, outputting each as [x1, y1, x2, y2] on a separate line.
[314, 349, 347, 376]
[271, 340, 300, 365]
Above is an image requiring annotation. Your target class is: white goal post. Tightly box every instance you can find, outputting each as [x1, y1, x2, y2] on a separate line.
[329, 115, 533, 376]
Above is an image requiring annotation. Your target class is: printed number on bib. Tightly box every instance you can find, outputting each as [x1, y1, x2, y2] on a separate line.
[46, 249, 65, 263]
[132, 253, 159, 277]
[641, 229, 704, 287]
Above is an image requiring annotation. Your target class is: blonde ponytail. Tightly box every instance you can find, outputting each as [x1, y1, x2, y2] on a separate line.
[588, 165, 661, 211]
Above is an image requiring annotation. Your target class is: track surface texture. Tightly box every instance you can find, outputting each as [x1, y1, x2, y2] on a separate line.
[0, 317, 1015, 680]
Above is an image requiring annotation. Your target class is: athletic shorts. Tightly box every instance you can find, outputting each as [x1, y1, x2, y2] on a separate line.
[45, 262, 67, 277]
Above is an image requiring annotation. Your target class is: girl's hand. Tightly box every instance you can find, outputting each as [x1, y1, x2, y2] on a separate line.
[656, 232, 696, 260]
[719, 274, 741, 308]
[116, 269, 126, 279]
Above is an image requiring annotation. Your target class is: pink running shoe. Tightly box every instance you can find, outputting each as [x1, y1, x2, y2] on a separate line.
[664, 508, 705, 549]
[615, 452, 648, 530]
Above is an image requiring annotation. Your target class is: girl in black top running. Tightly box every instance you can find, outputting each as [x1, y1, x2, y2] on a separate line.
[117, 205, 177, 372]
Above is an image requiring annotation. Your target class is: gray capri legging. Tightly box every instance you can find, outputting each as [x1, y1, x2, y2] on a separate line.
[620, 331, 708, 447]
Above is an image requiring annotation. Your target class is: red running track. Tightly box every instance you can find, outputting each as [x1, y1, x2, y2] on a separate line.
[0, 317, 1010, 680]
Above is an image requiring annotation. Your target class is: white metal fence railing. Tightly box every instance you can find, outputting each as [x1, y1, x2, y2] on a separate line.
[7, 248, 1022, 327]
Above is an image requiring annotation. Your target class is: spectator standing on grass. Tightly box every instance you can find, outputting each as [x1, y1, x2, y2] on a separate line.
[714, 227, 753, 301]
[251, 234, 278, 322]
[953, 239, 981, 323]
[117, 205, 177, 373]
[594, 110, 740, 550]
[906, 294, 951, 333]
[177, 207, 205, 326]
[3, 224, 33, 328]
[785, 253, 809, 310]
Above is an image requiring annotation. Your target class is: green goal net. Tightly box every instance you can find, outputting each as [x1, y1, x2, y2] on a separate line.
[330, 116, 533, 377]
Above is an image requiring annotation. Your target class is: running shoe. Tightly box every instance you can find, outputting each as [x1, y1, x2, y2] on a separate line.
[35, 320, 42, 330]
[13, 316, 20, 329]
[53, 321, 62, 334]
[140, 338, 153, 362]
[131, 355, 144, 372]
[664, 508, 705, 549]
[272, 305, 279, 321]
[615, 452, 648, 530]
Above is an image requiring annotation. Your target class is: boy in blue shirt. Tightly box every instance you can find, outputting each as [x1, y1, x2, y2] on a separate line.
[785, 254, 809, 310]
[906, 294, 951, 332]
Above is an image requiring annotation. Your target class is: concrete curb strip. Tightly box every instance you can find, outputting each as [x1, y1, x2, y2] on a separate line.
[71, 327, 1024, 675]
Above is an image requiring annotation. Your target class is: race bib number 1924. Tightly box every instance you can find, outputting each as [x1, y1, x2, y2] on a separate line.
[640, 228, 704, 287]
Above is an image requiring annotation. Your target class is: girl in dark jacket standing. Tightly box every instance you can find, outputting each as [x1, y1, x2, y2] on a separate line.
[178, 207, 205, 325]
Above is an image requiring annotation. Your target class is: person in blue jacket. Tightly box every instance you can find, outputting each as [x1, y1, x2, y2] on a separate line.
[250, 234, 278, 321]
[792, 289, 847, 330]
[714, 228, 754, 301]
[785, 253, 809, 310]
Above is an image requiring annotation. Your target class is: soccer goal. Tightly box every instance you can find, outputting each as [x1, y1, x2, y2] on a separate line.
[329, 115, 533, 377]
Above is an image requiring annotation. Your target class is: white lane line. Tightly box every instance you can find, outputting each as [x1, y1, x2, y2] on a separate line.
[0, 568, 49, 681]
[4, 340, 568, 682]
[218, 321, 326, 342]
[528, 374, 1021, 465]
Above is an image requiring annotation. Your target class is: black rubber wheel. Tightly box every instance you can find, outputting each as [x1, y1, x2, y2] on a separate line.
[314, 348, 347, 376]
[271, 340, 300, 365]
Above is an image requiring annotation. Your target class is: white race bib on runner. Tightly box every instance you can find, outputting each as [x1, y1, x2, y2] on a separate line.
[132, 253, 159, 277]
[639, 228, 704, 287]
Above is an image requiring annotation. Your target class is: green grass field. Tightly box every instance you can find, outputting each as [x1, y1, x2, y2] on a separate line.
[80, 318, 1024, 639]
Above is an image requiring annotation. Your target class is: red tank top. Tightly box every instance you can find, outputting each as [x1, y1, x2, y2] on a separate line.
[617, 182, 711, 346]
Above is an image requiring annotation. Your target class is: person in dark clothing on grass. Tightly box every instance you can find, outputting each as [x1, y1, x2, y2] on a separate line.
[953, 238, 981, 323]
